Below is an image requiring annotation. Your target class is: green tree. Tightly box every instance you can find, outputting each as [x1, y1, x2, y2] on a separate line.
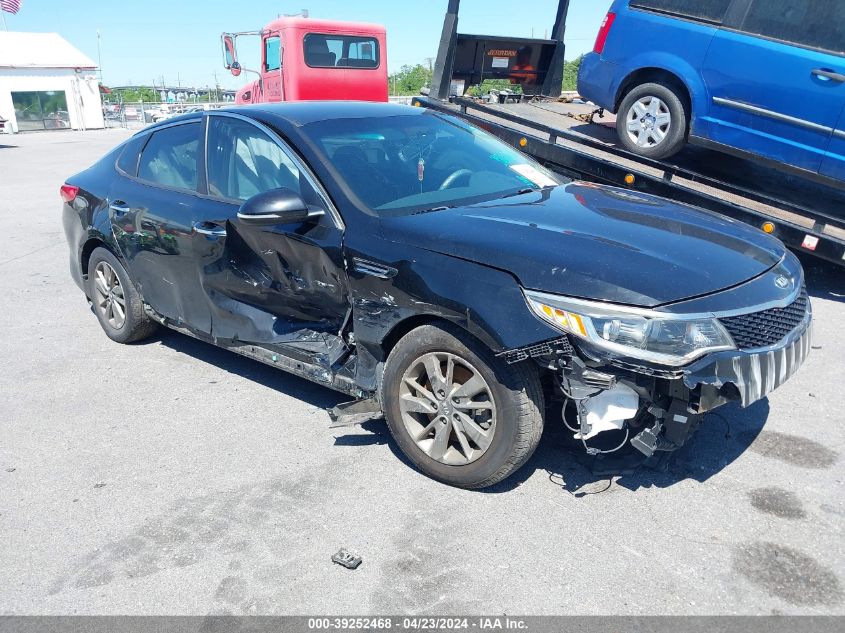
[113, 87, 160, 103]
[388, 64, 432, 96]
[562, 55, 583, 92]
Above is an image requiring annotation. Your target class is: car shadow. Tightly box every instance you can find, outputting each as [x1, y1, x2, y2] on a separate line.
[154, 329, 347, 410]
[799, 252, 845, 304]
[151, 326, 773, 494]
[489, 398, 771, 494]
[331, 397, 770, 494]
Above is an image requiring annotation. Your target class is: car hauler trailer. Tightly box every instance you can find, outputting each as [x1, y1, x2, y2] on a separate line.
[422, 1, 845, 268]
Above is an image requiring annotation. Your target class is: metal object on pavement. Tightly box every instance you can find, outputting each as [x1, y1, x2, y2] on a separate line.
[332, 549, 362, 570]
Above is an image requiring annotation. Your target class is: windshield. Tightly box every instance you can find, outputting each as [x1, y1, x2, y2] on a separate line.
[301, 112, 562, 216]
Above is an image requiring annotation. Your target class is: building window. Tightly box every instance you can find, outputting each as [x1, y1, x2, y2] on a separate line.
[11, 91, 70, 131]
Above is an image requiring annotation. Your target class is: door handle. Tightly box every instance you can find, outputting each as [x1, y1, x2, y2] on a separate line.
[812, 68, 845, 83]
[192, 221, 227, 238]
[109, 201, 130, 216]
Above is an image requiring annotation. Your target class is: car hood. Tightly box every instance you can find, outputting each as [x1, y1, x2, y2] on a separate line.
[380, 183, 785, 307]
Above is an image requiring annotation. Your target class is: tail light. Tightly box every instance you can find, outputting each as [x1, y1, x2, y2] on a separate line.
[593, 12, 616, 55]
[60, 184, 79, 203]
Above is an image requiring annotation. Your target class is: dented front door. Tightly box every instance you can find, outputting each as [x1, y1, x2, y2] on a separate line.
[195, 113, 349, 349]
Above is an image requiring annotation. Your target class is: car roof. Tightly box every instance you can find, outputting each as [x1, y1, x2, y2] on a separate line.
[223, 101, 424, 127]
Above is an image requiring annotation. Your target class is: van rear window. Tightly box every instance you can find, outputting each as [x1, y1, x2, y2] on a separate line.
[303, 33, 380, 69]
[740, 0, 845, 56]
[629, 0, 731, 24]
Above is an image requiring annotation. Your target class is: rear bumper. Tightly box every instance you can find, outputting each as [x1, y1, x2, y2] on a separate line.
[683, 313, 813, 412]
[61, 202, 86, 293]
[576, 53, 618, 111]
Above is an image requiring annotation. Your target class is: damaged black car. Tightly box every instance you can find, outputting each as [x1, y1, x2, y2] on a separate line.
[61, 102, 812, 488]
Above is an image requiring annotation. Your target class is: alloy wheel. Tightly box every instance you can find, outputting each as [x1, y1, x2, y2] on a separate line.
[93, 261, 126, 330]
[399, 352, 497, 465]
[625, 96, 672, 148]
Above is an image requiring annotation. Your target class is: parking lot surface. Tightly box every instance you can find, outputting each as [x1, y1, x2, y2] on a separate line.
[1, 129, 843, 615]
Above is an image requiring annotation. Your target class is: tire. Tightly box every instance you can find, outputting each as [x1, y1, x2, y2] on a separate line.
[616, 81, 688, 159]
[382, 323, 544, 489]
[86, 247, 157, 344]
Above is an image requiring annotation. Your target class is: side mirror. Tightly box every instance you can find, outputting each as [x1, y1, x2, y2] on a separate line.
[230, 61, 242, 77]
[237, 188, 321, 225]
[222, 34, 238, 70]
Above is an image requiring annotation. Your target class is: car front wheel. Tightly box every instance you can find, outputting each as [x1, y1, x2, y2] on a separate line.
[616, 81, 688, 159]
[382, 323, 544, 489]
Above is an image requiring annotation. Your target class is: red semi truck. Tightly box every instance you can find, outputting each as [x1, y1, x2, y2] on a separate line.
[222, 16, 388, 104]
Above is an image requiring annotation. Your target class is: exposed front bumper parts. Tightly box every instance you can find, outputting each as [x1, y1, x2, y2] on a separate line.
[683, 317, 813, 412]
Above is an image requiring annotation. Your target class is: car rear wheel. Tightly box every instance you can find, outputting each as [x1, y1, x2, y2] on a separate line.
[617, 82, 688, 159]
[382, 323, 544, 489]
[87, 247, 157, 344]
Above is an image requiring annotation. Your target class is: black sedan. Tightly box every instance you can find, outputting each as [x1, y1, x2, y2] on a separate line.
[61, 102, 812, 488]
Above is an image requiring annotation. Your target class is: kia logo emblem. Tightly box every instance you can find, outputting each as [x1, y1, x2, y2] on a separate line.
[775, 276, 790, 289]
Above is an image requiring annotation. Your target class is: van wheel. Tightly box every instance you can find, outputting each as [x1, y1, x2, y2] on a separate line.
[87, 247, 157, 344]
[382, 323, 544, 489]
[617, 82, 688, 159]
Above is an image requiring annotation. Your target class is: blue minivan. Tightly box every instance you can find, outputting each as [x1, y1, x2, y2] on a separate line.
[577, 0, 845, 184]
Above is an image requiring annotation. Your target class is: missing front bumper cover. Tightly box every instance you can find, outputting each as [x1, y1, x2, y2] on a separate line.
[683, 318, 812, 412]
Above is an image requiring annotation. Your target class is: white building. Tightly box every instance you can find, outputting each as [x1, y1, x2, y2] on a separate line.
[0, 31, 104, 133]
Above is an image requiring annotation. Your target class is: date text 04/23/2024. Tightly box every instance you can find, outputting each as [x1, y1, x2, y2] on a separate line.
[307, 617, 528, 630]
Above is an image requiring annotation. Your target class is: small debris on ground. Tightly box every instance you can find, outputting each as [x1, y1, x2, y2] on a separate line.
[5, 468, 15, 473]
[93, 483, 107, 488]
[331, 548, 362, 570]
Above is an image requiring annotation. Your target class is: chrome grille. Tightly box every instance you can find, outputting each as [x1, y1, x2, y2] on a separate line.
[719, 288, 809, 350]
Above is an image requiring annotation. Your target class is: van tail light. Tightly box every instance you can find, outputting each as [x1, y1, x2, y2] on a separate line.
[60, 184, 79, 203]
[593, 12, 616, 55]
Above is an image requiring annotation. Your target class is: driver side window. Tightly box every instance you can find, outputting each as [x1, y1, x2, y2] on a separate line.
[206, 116, 301, 202]
[264, 36, 281, 71]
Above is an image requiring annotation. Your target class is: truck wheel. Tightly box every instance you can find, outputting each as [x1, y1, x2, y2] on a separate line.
[617, 82, 688, 159]
[87, 247, 158, 344]
[382, 323, 544, 489]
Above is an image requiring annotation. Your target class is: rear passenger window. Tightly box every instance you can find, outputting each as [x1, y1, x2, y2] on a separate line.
[138, 123, 199, 190]
[116, 133, 148, 176]
[629, 0, 732, 24]
[740, 0, 845, 56]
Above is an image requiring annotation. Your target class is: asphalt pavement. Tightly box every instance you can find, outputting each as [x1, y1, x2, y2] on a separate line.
[1, 128, 843, 615]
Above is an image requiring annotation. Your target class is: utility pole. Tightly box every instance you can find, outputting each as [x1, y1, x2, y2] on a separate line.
[96, 30, 103, 84]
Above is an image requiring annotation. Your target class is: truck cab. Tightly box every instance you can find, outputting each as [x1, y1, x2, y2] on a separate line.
[223, 17, 388, 104]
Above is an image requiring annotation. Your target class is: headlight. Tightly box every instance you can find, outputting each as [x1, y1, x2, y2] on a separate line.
[524, 289, 735, 366]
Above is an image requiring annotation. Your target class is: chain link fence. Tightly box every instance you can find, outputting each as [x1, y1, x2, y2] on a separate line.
[103, 97, 414, 130]
[102, 102, 231, 130]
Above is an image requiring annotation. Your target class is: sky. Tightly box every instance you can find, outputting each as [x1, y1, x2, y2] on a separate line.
[1, 0, 613, 90]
